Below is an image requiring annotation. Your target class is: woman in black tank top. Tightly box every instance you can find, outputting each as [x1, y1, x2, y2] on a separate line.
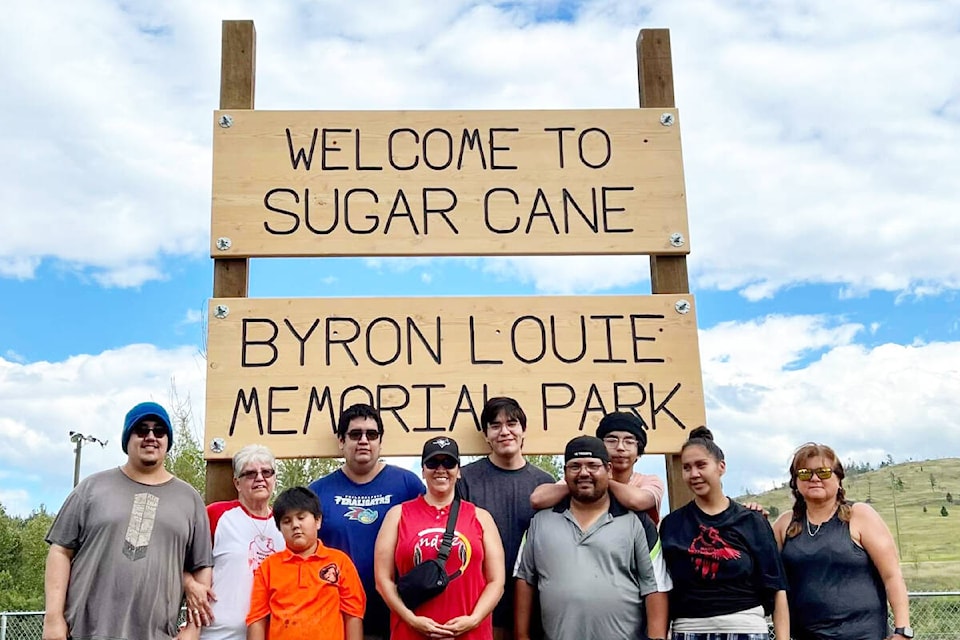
[772, 443, 912, 640]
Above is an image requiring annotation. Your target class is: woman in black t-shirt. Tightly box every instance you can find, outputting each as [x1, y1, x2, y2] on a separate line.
[659, 427, 788, 640]
[773, 443, 912, 640]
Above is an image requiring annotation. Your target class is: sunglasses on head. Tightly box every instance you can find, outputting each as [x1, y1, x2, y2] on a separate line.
[796, 467, 834, 481]
[424, 456, 458, 470]
[238, 468, 276, 480]
[132, 424, 169, 439]
[346, 429, 381, 441]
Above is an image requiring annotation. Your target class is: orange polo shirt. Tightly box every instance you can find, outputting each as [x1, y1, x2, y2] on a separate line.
[247, 542, 366, 640]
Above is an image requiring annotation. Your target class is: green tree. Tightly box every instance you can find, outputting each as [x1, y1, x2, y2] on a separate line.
[947, 492, 954, 504]
[162, 389, 206, 495]
[930, 473, 937, 489]
[525, 454, 562, 480]
[768, 505, 780, 519]
[0, 504, 54, 611]
[276, 458, 343, 494]
[941, 505, 949, 517]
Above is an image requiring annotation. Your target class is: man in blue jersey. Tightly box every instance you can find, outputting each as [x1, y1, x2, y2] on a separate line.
[308, 403, 424, 640]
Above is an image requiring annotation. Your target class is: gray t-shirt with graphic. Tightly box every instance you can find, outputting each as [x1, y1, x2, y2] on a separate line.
[46, 468, 213, 640]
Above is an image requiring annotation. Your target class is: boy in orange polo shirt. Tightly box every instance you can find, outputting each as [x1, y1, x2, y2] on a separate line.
[246, 487, 365, 640]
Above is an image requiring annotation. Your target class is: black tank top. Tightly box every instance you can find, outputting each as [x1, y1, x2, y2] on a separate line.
[781, 509, 888, 640]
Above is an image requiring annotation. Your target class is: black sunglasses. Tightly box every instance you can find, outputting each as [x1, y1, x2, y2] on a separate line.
[346, 429, 381, 441]
[132, 424, 169, 438]
[424, 457, 458, 470]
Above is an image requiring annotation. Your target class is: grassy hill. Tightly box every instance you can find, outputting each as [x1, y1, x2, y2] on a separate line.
[737, 457, 960, 591]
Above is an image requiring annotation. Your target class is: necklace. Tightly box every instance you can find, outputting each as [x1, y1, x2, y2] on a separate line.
[806, 517, 823, 537]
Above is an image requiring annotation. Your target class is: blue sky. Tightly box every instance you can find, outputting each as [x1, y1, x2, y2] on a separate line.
[2, 0, 960, 516]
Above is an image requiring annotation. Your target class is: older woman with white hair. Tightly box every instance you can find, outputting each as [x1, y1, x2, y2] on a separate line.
[185, 445, 285, 640]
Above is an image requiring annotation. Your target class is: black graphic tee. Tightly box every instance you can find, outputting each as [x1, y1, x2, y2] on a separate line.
[659, 499, 787, 620]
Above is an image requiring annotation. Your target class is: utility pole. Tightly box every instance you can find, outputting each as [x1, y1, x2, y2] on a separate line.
[70, 431, 108, 487]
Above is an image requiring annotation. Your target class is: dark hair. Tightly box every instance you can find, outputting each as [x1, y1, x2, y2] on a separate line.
[681, 426, 724, 462]
[480, 397, 527, 434]
[337, 403, 384, 439]
[785, 442, 851, 539]
[273, 486, 322, 528]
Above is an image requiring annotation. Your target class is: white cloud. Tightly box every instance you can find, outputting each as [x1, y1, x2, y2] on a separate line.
[0, 344, 206, 515]
[699, 314, 960, 496]
[182, 308, 203, 325]
[0, 0, 957, 295]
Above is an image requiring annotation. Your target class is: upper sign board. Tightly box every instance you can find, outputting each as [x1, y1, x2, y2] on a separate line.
[204, 294, 705, 459]
[210, 109, 689, 257]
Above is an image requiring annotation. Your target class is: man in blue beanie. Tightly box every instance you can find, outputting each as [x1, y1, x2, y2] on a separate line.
[43, 401, 213, 640]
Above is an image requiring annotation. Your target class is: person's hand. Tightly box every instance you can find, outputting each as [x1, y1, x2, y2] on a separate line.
[742, 501, 769, 517]
[41, 613, 69, 640]
[175, 622, 201, 640]
[183, 579, 217, 627]
[403, 614, 455, 638]
[440, 614, 480, 636]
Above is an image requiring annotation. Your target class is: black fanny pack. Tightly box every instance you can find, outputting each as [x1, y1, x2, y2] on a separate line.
[396, 497, 462, 610]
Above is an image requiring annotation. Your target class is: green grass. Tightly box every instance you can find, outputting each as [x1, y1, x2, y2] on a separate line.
[737, 458, 960, 591]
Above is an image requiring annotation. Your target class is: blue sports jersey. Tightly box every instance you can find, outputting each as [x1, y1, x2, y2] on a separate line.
[308, 465, 424, 635]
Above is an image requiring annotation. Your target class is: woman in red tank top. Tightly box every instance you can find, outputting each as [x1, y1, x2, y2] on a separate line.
[374, 437, 505, 640]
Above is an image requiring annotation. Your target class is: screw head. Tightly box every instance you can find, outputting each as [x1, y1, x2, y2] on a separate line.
[660, 112, 675, 126]
[215, 237, 232, 251]
[675, 299, 691, 315]
[218, 114, 233, 128]
[669, 232, 686, 247]
[214, 304, 230, 319]
[210, 438, 226, 454]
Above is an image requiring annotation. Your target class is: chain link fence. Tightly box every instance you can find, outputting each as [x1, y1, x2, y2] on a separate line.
[2, 593, 958, 639]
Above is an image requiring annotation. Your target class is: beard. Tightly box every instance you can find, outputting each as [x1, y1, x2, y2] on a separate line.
[570, 480, 607, 503]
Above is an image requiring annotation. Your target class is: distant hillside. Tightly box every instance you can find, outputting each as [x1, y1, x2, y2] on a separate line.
[737, 458, 960, 590]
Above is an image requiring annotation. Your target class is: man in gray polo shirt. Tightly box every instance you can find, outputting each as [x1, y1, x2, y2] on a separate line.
[514, 436, 670, 640]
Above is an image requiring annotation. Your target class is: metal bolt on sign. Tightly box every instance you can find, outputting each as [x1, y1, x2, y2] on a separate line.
[675, 299, 691, 314]
[660, 112, 675, 126]
[218, 114, 233, 128]
[214, 304, 230, 319]
[669, 232, 685, 247]
[215, 237, 232, 251]
[210, 438, 226, 454]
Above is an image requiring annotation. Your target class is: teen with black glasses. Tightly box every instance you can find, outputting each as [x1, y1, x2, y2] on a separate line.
[773, 443, 912, 640]
[375, 436, 505, 640]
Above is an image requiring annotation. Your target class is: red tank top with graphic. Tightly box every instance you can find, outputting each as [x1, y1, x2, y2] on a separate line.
[392, 495, 492, 640]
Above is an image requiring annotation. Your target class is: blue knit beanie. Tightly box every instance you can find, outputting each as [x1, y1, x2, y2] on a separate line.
[122, 402, 174, 453]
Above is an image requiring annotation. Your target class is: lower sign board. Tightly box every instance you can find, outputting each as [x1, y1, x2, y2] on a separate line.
[204, 295, 705, 459]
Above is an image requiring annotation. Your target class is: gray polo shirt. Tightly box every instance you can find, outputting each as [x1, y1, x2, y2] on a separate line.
[515, 497, 659, 640]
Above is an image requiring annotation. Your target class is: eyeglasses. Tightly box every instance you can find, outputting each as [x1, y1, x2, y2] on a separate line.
[238, 468, 276, 480]
[346, 429, 381, 441]
[565, 461, 606, 474]
[132, 424, 169, 439]
[424, 457, 458, 470]
[602, 436, 639, 448]
[487, 420, 522, 432]
[795, 467, 834, 481]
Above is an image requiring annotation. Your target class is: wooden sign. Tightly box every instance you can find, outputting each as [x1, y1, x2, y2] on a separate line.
[204, 294, 705, 458]
[210, 109, 689, 257]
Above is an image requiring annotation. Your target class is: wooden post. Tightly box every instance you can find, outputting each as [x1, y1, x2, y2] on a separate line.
[637, 28, 695, 511]
[205, 20, 256, 504]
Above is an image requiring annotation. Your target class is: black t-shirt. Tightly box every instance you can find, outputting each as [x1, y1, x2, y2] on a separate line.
[457, 457, 555, 628]
[660, 499, 787, 620]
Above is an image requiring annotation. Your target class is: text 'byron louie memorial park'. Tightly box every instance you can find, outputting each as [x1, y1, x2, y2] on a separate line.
[210, 109, 689, 257]
[205, 295, 705, 457]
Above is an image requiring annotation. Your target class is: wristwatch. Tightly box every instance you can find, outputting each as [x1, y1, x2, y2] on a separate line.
[894, 626, 914, 638]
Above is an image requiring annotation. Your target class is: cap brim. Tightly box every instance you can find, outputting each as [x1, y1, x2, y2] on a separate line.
[422, 451, 459, 464]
